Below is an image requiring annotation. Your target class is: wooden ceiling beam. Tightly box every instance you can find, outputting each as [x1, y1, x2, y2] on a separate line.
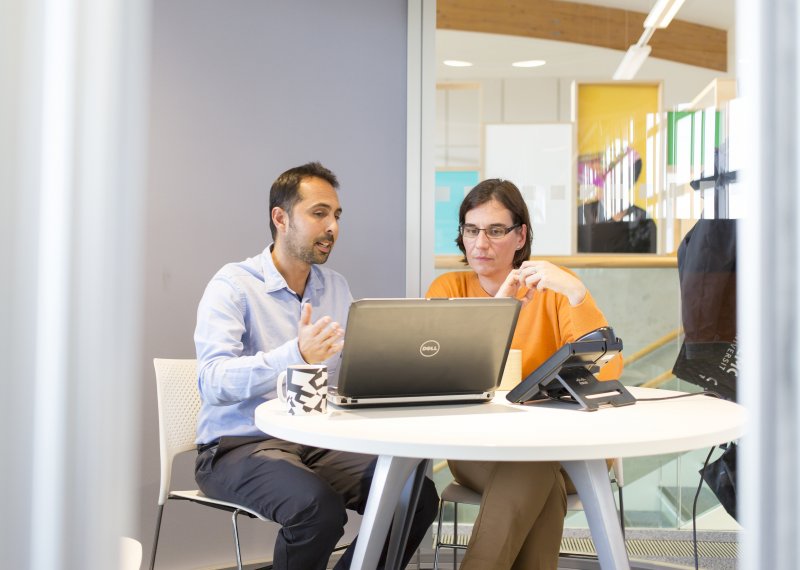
[437, 0, 727, 72]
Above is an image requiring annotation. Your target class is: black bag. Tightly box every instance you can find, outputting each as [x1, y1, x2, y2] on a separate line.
[671, 339, 737, 400]
[701, 442, 737, 520]
[672, 219, 738, 400]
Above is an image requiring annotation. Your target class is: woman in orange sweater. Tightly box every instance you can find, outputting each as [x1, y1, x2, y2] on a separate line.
[427, 178, 622, 570]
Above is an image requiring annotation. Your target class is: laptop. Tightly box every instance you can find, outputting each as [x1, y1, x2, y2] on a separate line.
[328, 297, 521, 408]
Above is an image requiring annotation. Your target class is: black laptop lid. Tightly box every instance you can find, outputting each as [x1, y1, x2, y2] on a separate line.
[334, 298, 521, 400]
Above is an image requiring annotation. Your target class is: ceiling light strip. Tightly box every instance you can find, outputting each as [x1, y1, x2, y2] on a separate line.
[612, 44, 652, 80]
[643, 0, 687, 29]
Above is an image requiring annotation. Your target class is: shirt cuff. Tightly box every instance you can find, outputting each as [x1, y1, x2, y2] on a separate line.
[267, 337, 307, 372]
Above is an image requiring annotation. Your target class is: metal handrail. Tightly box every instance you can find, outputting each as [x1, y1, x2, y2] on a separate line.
[623, 329, 682, 366]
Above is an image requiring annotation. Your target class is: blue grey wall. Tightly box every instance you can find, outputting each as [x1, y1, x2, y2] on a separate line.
[142, 1, 409, 566]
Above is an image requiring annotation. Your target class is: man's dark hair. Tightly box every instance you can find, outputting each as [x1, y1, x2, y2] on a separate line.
[456, 178, 532, 269]
[269, 161, 339, 239]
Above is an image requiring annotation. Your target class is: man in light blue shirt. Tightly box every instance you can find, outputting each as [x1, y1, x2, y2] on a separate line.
[194, 162, 438, 570]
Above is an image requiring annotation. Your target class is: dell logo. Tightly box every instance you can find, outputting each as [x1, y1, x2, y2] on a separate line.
[420, 340, 440, 357]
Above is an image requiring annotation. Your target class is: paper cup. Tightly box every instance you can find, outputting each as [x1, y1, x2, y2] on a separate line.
[499, 349, 522, 390]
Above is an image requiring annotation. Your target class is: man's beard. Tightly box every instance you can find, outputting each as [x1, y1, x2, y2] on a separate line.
[285, 221, 333, 265]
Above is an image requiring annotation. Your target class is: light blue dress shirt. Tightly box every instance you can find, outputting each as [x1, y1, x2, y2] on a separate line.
[194, 245, 352, 444]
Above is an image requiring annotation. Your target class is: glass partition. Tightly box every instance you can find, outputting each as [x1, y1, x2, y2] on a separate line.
[431, 98, 741, 536]
[432, 3, 740, 553]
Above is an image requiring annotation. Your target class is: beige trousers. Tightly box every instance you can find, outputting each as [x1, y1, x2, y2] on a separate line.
[448, 460, 567, 570]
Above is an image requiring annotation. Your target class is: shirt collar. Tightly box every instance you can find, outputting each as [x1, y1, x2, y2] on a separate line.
[261, 244, 325, 297]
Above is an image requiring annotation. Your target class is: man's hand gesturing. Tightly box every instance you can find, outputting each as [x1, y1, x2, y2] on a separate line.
[297, 303, 345, 363]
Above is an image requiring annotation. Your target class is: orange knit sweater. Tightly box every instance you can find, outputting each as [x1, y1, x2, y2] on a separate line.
[426, 270, 623, 382]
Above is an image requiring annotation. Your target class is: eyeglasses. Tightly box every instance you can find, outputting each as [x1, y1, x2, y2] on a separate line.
[459, 223, 520, 240]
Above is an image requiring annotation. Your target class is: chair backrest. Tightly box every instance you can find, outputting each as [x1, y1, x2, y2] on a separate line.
[153, 358, 200, 505]
[119, 536, 142, 570]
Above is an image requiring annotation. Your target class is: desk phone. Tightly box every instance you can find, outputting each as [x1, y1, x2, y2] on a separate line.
[506, 327, 636, 411]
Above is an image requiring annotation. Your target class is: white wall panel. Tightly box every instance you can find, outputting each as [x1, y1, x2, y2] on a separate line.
[144, 1, 413, 566]
[503, 77, 560, 123]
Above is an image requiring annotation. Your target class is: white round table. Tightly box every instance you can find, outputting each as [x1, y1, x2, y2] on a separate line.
[255, 387, 745, 570]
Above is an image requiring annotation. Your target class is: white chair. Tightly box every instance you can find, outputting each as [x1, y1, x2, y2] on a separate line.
[432, 458, 626, 569]
[120, 536, 142, 570]
[149, 358, 273, 570]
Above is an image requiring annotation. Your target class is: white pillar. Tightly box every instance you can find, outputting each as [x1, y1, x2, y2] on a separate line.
[0, 0, 150, 567]
[737, 0, 800, 567]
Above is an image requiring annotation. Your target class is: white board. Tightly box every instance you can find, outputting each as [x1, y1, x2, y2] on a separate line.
[485, 124, 574, 255]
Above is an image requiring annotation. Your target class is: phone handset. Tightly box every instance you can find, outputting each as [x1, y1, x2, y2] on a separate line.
[576, 326, 617, 343]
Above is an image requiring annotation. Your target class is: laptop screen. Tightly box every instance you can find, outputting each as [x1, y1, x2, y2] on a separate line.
[333, 298, 520, 401]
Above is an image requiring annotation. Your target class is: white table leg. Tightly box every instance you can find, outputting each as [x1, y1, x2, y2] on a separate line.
[350, 455, 422, 570]
[562, 459, 629, 570]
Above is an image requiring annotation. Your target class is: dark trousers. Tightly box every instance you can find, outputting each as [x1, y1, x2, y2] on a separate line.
[196, 436, 438, 570]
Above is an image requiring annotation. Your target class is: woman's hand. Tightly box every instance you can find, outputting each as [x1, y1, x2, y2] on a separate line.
[495, 269, 535, 305]
[498, 261, 587, 306]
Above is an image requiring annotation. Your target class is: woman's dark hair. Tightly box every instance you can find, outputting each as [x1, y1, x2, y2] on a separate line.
[269, 161, 339, 239]
[456, 178, 532, 269]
